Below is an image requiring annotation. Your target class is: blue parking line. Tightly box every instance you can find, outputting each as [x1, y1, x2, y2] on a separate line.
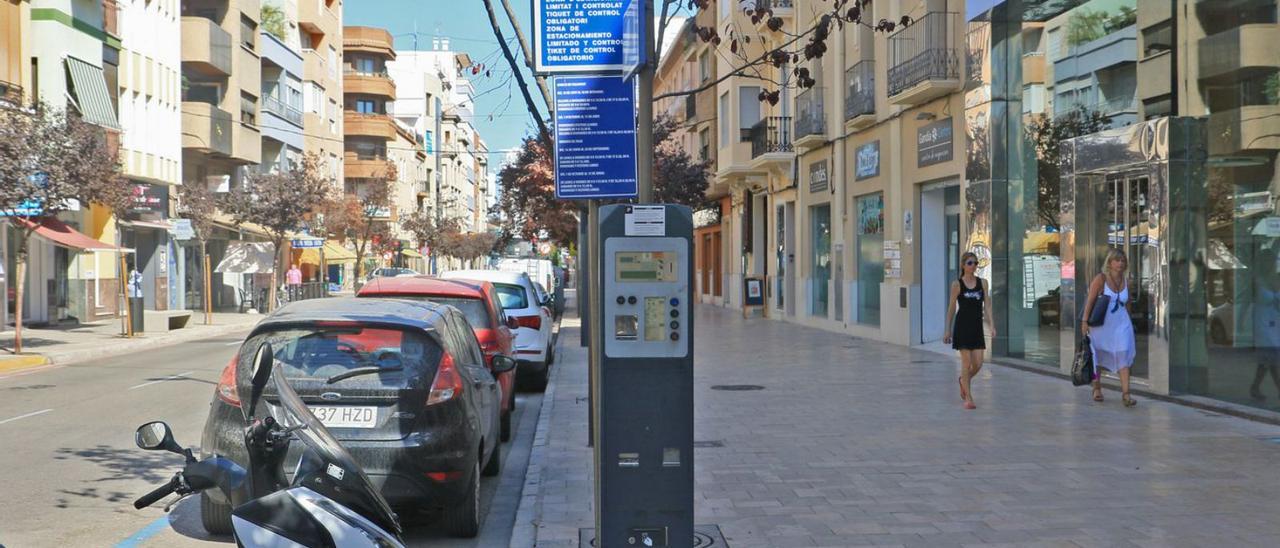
[113, 515, 170, 548]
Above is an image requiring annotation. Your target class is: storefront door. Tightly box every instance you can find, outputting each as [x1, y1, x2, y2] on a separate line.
[1086, 174, 1156, 380]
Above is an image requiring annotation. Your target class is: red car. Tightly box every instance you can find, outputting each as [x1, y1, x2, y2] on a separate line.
[358, 277, 519, 441]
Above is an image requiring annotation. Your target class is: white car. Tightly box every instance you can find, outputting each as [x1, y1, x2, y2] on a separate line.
[365, 267, 419, 281]
[441, 269, 555, 390]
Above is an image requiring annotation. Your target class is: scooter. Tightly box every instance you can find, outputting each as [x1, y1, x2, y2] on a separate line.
[132, 343, 405, 547]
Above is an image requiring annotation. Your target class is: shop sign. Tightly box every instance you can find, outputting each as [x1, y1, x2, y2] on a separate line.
[809, 160, 830, 193]
[131, 183, 168, 212]
[917, 117, 954, 167]
[0, 200, 42, 217]
[170, 219, 195, 240]
[855, 140, 879, 180]
[292, 237, 323, 249]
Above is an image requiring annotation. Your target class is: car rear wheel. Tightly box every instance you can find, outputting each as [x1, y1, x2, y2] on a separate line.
[200, 491, 233, 536]
[483, 440, 502, 477]
[444, 460, 481, 538]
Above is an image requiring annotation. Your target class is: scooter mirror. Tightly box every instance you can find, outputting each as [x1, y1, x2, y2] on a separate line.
[135, 421, 181, 454]
[246, 342, 274, 418]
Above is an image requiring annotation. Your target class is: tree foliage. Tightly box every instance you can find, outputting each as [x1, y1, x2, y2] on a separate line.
[321, 165, 396, 280]
[652, 115, 711, 208]
[177, 178, 218, 244]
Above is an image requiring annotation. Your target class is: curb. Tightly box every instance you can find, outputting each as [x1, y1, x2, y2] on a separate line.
[7, 321, 259, 369]
[0, 355, 52, 374]
[510, 326, 568, 548]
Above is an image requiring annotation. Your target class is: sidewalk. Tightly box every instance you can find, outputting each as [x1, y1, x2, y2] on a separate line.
[515, 305, 1280, 548]
[0, 312, 262, 369]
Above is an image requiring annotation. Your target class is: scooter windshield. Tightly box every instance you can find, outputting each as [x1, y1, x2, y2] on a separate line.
[270, 365, 402, 536]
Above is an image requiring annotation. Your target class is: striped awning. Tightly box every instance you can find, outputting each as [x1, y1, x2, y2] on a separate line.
[65, 56, 121, 130]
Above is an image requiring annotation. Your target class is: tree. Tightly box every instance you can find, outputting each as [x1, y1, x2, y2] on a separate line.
[400, 203, 464, 266]
[1, 105, 122, 353]
[260, 3, 288, 40]
[652, 115, 711, 208]
[1026, 106, 1111, 231]
[177, 180, 218, 324]
[221, 154, 333, 311]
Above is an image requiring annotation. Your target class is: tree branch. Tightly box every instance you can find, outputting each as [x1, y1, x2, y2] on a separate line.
[653, 22, 814, 101]
[481, 0, 552, 148]
[499, 0, 553, 114]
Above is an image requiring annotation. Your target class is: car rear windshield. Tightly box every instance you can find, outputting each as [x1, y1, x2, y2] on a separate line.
[247, 324, 441, 384]
[493, 283, 529, 310]
[394, 296, 491, 329]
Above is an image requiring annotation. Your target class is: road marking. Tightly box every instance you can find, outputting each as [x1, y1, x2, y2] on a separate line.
[113, 515, 171, 548]
[0, 408, 53, 425]
[128, 371, 195, 390]
[225, 340, 243, 346]
[0, 364, 61, 381]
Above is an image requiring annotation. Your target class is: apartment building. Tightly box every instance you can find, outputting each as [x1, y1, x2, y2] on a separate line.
[298, 0, 342, 183]
[386, 48, 446, 219]
[0, 0, 33, 328]
[654, 11, 723, 305]
[257, 0, 304, 173]
[178, 0, 263, 312]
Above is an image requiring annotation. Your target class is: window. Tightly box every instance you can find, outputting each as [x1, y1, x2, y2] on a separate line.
[356, 99, 377, 113]
[698, 128, 710, 162]
[184, 82, 220, 104]
[240, 15, 256, 50]
[240, 92, 257, 126]
[856, 194, 884, 326]
[328, 46, 338, 80]
[738, 86, 761, 130]
[301, 31, 314, 50]
[355, 57, 376, 73]
[493, 283, 529, 309]
[718, 91, 729, 146]
[809, 204, 831, 318]
[425, 93, 432, 115]
[699, 50, 711, 81]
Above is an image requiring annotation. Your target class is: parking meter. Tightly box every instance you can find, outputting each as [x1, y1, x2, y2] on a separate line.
[594, 204, 693, 547]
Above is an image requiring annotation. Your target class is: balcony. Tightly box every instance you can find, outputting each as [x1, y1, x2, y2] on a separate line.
[343, 68, 395, 99]
[181, 102, 233, 156]
[887, 12, 961, 105]
[748, 116, 793, 169]
[344, 111, 397, 140]
[793, 87, 826, 151]
[1208, 105, 1280, 155]
[751, 0, 793, 31]
[1022, 52, 1045, 85]
[1198, 24, 1280, 83]
[262, 94, 303, 126]
[1052, 26, 1136, 82]
[233, 123, 261, 164]
[181, 16, 233, 77]
[844, 61, 875, 130]
[345, 158, 394, 179]
[343, 27, 396, 60]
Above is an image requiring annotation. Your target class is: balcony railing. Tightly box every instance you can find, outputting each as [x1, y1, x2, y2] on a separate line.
[887, 12, 960, 97]
[262, 94, 304, 126]
[794, 87, 826, 139]
[752, 0, 793, 9]
[845, 61, 875, 120]
[749, 116, 793, 158]
[344, 68, 390, 78]
[0, 81, 23, 106]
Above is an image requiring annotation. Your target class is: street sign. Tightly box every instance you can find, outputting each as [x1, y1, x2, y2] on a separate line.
[621, 0, 647, 80]
[292, 237, 324, 249]
[554, 76, 638, 200]
[534, 0, 638, 74]
[0, 200, 42, 217]
[170, 219, 196, 240]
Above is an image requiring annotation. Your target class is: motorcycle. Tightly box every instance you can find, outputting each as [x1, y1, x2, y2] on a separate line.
[132, 343, 405, 547]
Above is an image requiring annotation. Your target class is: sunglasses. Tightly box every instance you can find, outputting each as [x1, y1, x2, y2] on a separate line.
[964, 260, 977, 266]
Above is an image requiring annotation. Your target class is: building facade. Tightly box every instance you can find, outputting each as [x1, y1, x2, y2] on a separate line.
[298, 0, 342, 184]
[1, 0, 33, 329]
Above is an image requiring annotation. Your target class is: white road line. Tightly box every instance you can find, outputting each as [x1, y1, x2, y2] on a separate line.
[128, 370, 196, 390]
[0, 408, 53, 425]
[225, 341, 243, 346]
[0, 364, 62, 381]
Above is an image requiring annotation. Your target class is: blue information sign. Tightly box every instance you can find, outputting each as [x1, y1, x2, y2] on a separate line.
[554, 76, 637, 200]
[534, 0, 638, 74]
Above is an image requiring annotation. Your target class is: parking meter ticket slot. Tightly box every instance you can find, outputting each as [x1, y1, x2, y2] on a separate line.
[615, 315, 639, 340]
[618, 453, 640, 468]
[625, 205, 666, 236]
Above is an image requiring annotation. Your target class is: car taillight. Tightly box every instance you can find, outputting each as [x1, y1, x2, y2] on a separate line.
[427, 352, 464, 406]
[216, 357, 240, 407]
[514, 315, 542, 330]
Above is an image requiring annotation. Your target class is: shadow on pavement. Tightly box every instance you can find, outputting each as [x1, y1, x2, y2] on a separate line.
[168, 495, 232, 543]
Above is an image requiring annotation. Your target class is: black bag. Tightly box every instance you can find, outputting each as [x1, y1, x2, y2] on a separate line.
[1086, 293, 1111, 327]
[1072, 336, 1095, 386]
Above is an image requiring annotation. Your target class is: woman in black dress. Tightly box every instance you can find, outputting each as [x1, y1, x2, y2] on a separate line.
[944, 252, 997, 409]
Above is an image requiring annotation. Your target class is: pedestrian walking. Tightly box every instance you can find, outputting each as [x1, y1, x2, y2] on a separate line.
[1081, 248, 1137, 407]
[1251, 251, 1280, 401]
[286, 263, 303, 302]
[945, 251, 996, 410]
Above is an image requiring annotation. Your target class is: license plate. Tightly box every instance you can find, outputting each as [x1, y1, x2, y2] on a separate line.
[310, 406, 377, 428]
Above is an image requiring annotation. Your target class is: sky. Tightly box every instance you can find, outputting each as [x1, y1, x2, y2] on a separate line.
[345, 0, 545, 172]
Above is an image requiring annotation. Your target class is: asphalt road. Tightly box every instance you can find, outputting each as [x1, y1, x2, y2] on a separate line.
[0, 330, 544, 547]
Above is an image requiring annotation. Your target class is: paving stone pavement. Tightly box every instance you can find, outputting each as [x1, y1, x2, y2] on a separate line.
[515, 305, 1280, 548]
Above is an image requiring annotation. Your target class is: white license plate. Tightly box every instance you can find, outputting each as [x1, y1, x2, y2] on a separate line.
[310, 406, 377, 428]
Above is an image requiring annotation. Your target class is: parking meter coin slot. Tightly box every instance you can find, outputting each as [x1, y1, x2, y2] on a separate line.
[615, 315, 639, 341]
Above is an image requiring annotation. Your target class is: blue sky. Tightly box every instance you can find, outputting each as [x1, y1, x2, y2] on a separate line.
[345, 0, 545, 168]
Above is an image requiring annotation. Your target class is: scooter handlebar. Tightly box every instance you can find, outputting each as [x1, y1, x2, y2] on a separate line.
[134, 474, 180, 509]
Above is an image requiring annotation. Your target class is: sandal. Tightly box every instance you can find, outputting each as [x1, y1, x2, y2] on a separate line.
[959, 376, 969, 401]
[1123, 393, 1137, 407]
[1092, 386, 1104, 402]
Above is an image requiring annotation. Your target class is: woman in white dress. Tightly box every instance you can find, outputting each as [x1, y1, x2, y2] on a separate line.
[1081, 248, 1137, 407]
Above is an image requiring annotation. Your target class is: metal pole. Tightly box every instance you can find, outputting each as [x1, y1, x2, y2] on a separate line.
[635, 1, 656, 204]
[586, 201, 599, 448]
[433, 97, 443, 275]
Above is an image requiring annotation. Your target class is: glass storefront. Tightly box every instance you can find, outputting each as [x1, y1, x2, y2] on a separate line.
[856, 194, 884, 326]
[969, 0, 1280, 412]
[810, 204, 831, 318]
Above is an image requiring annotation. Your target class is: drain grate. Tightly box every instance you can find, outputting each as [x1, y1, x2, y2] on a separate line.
[580, 524, 728, 547]
[710, 384, 765, 391]
[694, 440, 725, 448]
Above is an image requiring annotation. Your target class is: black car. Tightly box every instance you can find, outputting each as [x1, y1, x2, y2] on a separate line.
[200, 298, 514, 538]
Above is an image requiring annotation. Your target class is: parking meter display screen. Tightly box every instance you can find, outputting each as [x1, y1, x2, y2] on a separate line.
[644, 298, 665, 341]
[615, 252, 677, 282]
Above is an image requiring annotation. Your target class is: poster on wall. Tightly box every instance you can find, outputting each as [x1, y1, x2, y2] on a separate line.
[883, 240, 902, 279]
[858, 194, 884, 234]
[856, 141, 880, 180]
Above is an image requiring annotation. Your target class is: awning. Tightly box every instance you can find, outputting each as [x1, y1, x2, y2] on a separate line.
[14, 217, 130, 253]
[65, 56, 121, 130]
[215, 241, 276, 274]
[297, 241, 357, 264]
[123, 219, 174, 230]
[401, 249, 423, 258]
[211, 213, 271, 239]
